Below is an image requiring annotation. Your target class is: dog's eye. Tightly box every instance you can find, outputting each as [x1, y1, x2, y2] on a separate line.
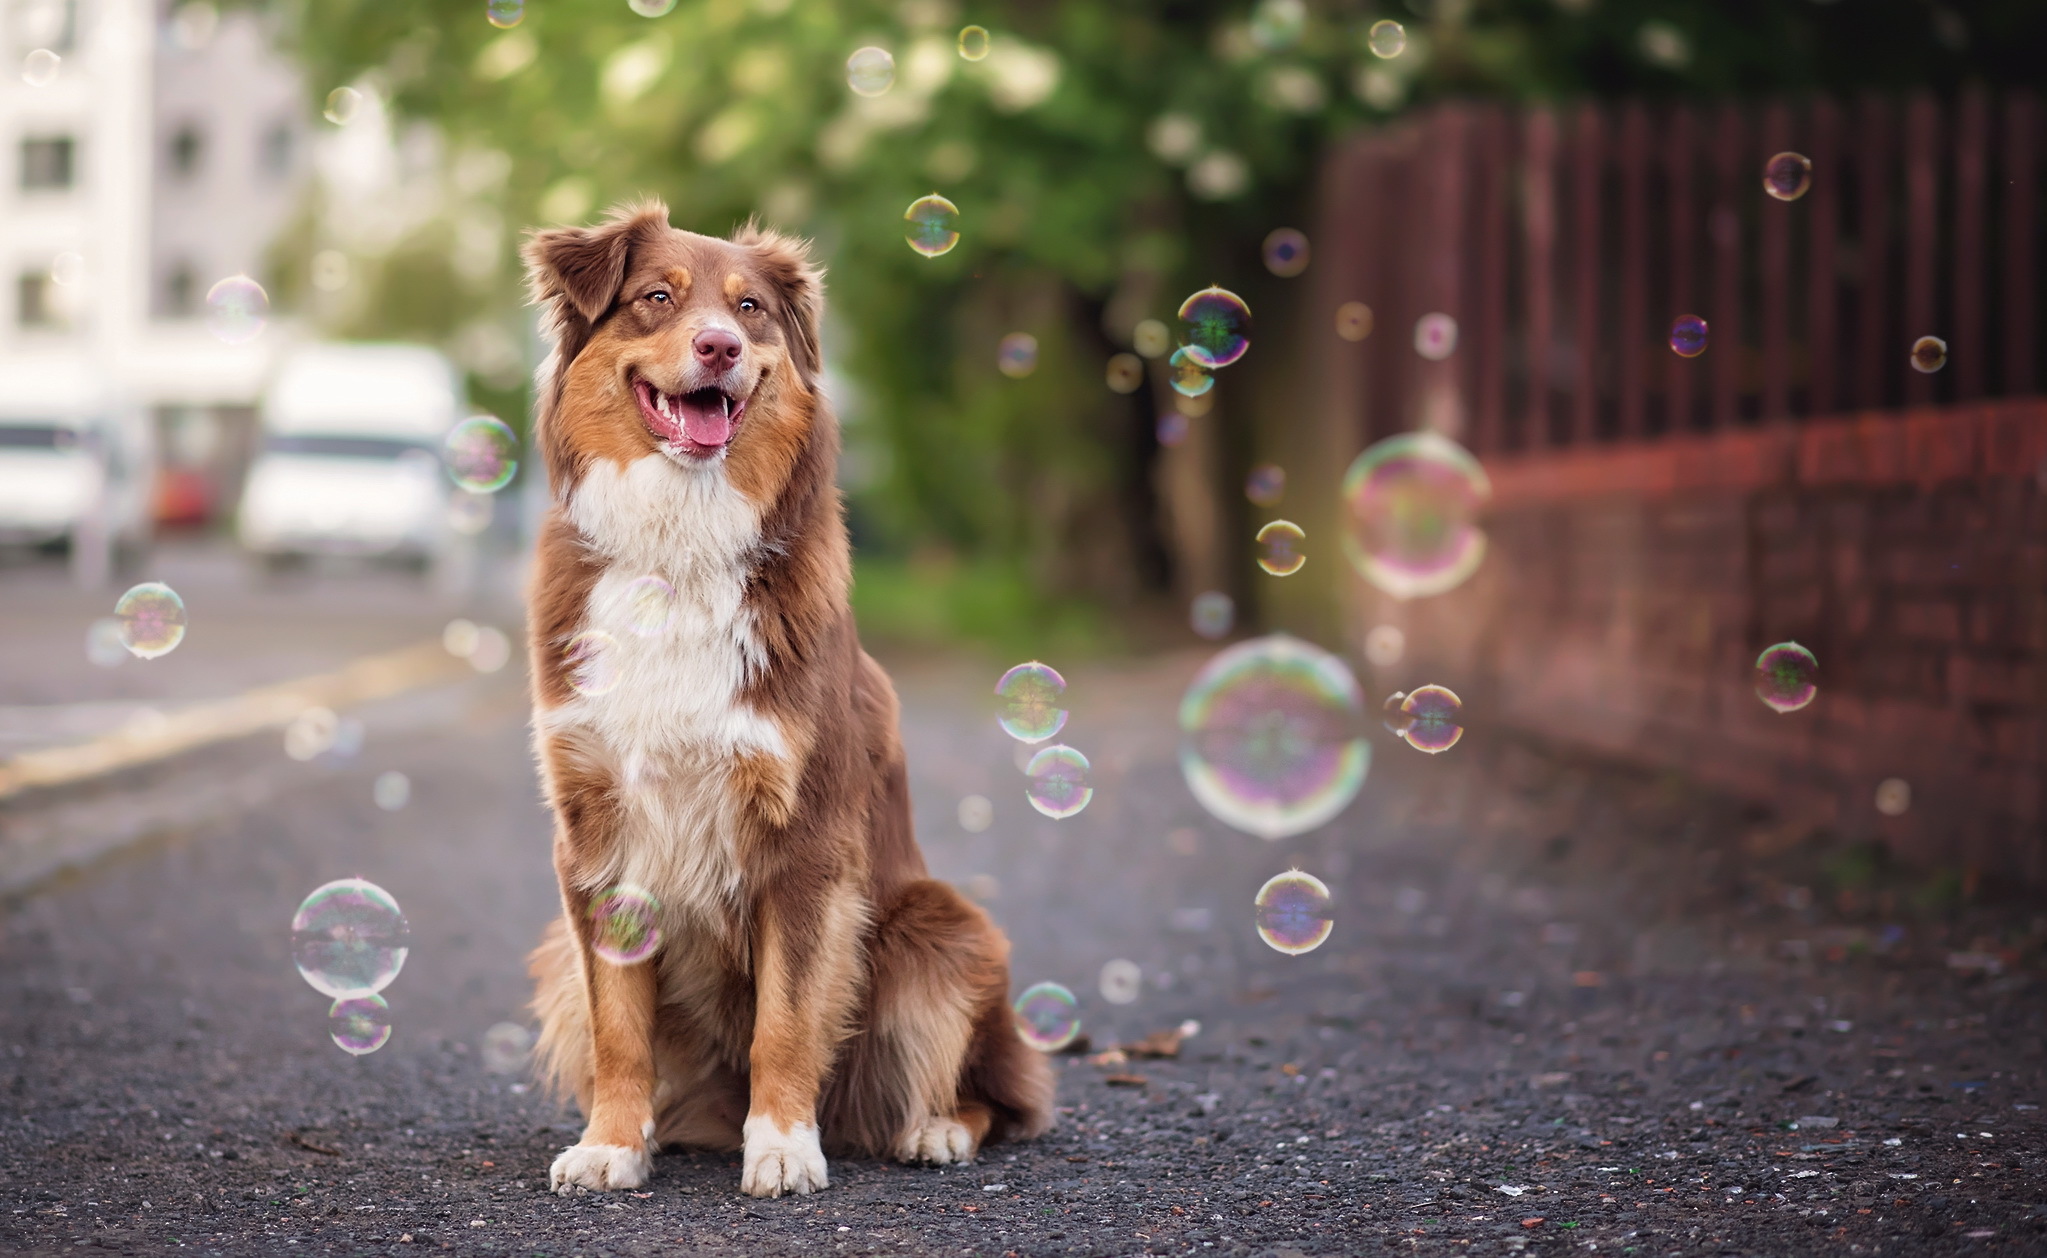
[648, 291, 669, 304]
[738, 297, 759, 313]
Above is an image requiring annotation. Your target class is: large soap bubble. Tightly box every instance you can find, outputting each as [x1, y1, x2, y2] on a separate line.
[291, 878, 410, 999]
[1341, 431, 1491, 600]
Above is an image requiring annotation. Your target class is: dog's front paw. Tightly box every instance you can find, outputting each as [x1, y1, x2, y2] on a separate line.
[895, 1115, 975, 1166]
[549, 1142, 650, 1194]
[740, 1116, 828, 1197]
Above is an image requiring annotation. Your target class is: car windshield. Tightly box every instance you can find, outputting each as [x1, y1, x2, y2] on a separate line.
[0, 424, 78, 450]
[265, 434, 434, 459]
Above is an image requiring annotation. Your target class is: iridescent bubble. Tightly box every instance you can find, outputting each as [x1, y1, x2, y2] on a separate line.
[1249, 0, 1305, 50]
[284, 707, 339, 761]
[1132, 319, 1171, 359]
[1753, 641, 1818, 713]
[588, 884, 662, 964]
[329, 994, 393, 1056]
[904, 193, 960, 258]
[1098, 958, 1141, 1005]
[1763, 151, 1812, 202]
[1413, 312, 1458, 361]
[1398, 684, 1464, 754]
[1341, 431, 1492, 600]
[1245, 464, 1285, 507]
[1106, 353, 1145, 394]
[1179, 634, 1369, 840]
[1168, 347, 1214, 398]
[565, 630, 620, 697]
[485, 0, 523, 27]
[115, 582, 186, 659]
[481, 1021, 533, 1074]
[442, 416, 519, 492]
[1255, 870, 1333, 955]
[1263, 228, 1309, 278]
[1874, 777, 1911, 817]
[1190, 591, 1234, 640]
[846, 46, 895, 97]
[373, 770, 411, 811]
[957, 24, 990, 60]
[1024, 745, 1092, 819]
[442, 618, 480, 659]
[322, 86, 362, 126]
[1363, 624, 1405, 667]
[1669, 313, 1709, 358]
[205, 275, 268, 344]
[1910, 335, 1947, 374]
[627, 0, 676, 16]
[1335, 301, 1374, 342]
[1178, 286, 1251, 369]
[1256, 520, 1306, 577]
[85, 617, 126, 668]
[995, 662, 1068, 743]
[1366, 19, 1407, 58]
[1156, 412, 1189, 446]
[22, 48, 59, 86]
[958, 794, 993, 833]
[292, 878, 410, 999]
[1380, 691, 1410, 736]
[1012, 981, 1080, 1052]
[623, 575, 676, 637]
[997, 332, 1038, 378]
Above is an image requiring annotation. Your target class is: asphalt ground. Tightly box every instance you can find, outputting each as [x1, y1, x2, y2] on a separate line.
[1, 546, 2043, 1258]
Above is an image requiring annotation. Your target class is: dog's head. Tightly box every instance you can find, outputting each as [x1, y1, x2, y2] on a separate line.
[523, 201, 824, 497]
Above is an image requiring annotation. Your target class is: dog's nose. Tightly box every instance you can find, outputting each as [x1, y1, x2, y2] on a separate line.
[693, 328, 742, 366]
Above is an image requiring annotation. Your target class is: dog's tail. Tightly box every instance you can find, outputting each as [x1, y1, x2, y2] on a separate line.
[527, 916, 593, 1111]
[961, 979, 1058, 1144]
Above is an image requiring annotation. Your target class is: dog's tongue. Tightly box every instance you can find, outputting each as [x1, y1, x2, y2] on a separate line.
[679, 392, 732, 448]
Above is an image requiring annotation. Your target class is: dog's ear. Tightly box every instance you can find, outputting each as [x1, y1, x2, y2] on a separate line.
[734, 221, 824, 384]
[524, 200, 670, 332]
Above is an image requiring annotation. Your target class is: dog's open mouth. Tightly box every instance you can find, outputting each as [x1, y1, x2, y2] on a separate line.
[632, 376, 748, 456]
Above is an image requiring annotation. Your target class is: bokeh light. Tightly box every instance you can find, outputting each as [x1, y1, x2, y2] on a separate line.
[1168, 347, 1214, 397]
[1012, 981, 1080, 1052]
[1262, 228, 1309, 277]
[446, 491, 493, 535]
[1106, 353, 1145, 393]
[328, 994, 393, 1056]
[1098, 958, 1141, 1005]
[1910, 335, 1948, 373]
[84, 617, 126, 668]
[1753, 641, 1818, 713]
[1249, 0, 1305, 51]
[481, 1022, 533, 1074]
[322, 86, 361, 126]
[627, 0, 677, 17]
[373, 771, 411, 811]
[995, 662, 1068, 743]
[1669, 314, 1709, 358]
[469, 627, 511, 674]
[115, 582, 187, 659]
[958, 794, 994, 833]
[622, 575, 676, 637]
[904, 194, 960, 257]
[284, 707, 338, 761]
[1397, 684, 1465, 754]
[1255, 520, 1306, 576]
[1335, 301, 1374, 342]
[846, 46, 894, 96]
[204, 275, 268, 344]
[291, 878, 410, 999]
[1875, 777, 1912, 817]
[1254, 870, 1334, 955]
[1156, 412, 1189, 446]
[1413, 312, 1458, 361]
[442, 618, 480, 659]
[997, 332, 1038, 378]
[1024, 745, 1093, 819]
[1178, 286, 1251, 368]
[1190, 591, 1235, 640]
[1367, 19, 1407, 59]
[564, 630, 620, 697]
[1364, 624, 1405, 667]
[588, 885, 662, 964]
[485, 0, 523, 28]
[1763, 151, 1812, 201]
[442, 416, 519, 493]
[1133, 319, 1171, 358]
[957, 25, 990, 60]
[1245, 464, 1285, 507]
[1341, 431, 1492, 600]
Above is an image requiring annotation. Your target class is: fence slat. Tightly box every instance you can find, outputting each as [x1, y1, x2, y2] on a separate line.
[1473, 105, 1510, 455]
[1572, 104, 1604, 445]
[1523, 108, 1559, 448]
[1952, 86, 1989, 401]
[2005, 91, 2039, 397]
[1903, 93, 1941, 406]
[1853, 94, 1893, 410]
[1617, 101, 1650, 439]
[1666, 106, 1697, 434]
[1807, 97, 1842, 417]
[1710, 104, 1745, 429]
[1760, 100, 1793, 420]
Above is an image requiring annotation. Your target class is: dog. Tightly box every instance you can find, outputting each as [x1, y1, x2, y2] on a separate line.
[517, 202, 1054, 1199]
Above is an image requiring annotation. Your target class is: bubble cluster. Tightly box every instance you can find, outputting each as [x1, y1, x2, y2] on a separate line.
[373, 771, 411, 811]
[1024, 745, 1093, 819]
[1874, 777, 1911, 817]
[957, 24, 989, 60]
[997, 332, 1038, 378]
[85, 617, 126, 668]
[292, 878, 410, 999]
[1168, 347, 1214, 398]
[1190, 591, 1235, 640]
[1763, 151, 1812, 202]
[1413, 312, 1458, 361]
[205, 275, 268, 344]
[1256, 520, 1306, 576]
[1132, 319, 1171, 359]
[1255, 870, 1333, 955]
[22, 48, 59, 86]
[1012, 981, 1080, 1052]
[622, 575, 676, 637]
[443, 416, 519, 492]
[1245, 464, 1285, 507]
[1179, 635, 1369, 840]
[115, 582, 187, 659]
[1395, 684, 1464, 753]
[1106, 353, 1145, 394]
[1363, 624, 1405, 667]
[1910, 335, 1947, 374]
[481, 1022, 533, 1074]
[329, 995, 393, 1056]
[564, 630, 620, 697]
[1366, 19, 1407, 58]
[485, 0, 523, 27]
[1335, 301, 1374, 342]
[1669, 314, 1709, 358]
[1753, 641, 1818, 713]
[322, 86, 361, 126]
[588, 885, 662, 964]
[995, 662, 1068, 743]
[1341, 432, 1492, 600]
[846, 46, 894, 96]
[1178, 287, 1251, 368]
[904, 194, 960, 258]
[1262, 228, 1309, 278]
[1098, 958, 1141, 1005]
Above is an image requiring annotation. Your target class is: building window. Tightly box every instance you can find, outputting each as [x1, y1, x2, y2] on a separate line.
[20, 135, 74, 190]
[169, 124, 203, 178]
[12, 0, 76, 54]
[259, 120, 292, 178]
[164, 263, 196, 316]
[17, 271, 58, 328]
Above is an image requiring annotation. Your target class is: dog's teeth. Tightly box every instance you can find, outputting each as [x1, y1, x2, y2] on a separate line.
[722, 394, 731, 419]
[658, 394, 674, 420]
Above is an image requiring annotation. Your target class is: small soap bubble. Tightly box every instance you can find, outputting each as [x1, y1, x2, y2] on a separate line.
[115, 582, 186, 658]
[468, 626, 511, 673]
[588, 885, 662, 964]
[329, 994, 393, 1056]
[1024, 745, 1093, 819]
[1245, 464, 1285, 507]
[22, 48, 59, 86]
[205, 276, 268, 344]
[322, 86, 362, 125]
[1753, 641, 1818, 713]
[846, 46, 895, 97]
[1190, 591, 1234, 640]
[373, 771, 411, 811]
[904, 194, 960, 258]
[996, 332, 1038, 378]
[284, 707, 339, 761]
[1180, 635, 1369, 839]
[1335, 301, 1374, 342]
[85, 617, 127, 668]
[995, 662, 1068, 743]
[1910, 335, 1947, 374]
[1366, 19, 1407, 58]
[1012, 981, 1080, 1052]
[1106, 353, 1145, 394]
[1168, 347, 1214, 398]
[1156, 412, 1190, 446]
[564, 630, 620, 697]
[1380, 690, 1411, 736]
[1255, 870, 1334, 955]
[627, 0, 676, 15]
[1669, 313, 1709, 358]
[1256, 520, 1306, 577]
[1098, 959, 1142, 1005]
[446, 491, 493, 535]
[1342, 432, 1491, 599]
[481, 1022, 533, 1074]
[958, 794, 994, 833]
[1763, 151, 1812, 202]
[485, 0, 523, 27]
[957, 24, 990, 60]
[1263, 228, 1309, 278]
[622, 575, 676, 637]
[1363, 624, 1405, 667]
[1874, 777, 1911, 817]
[442, 618, 480, 659]
[1132, 319, 1171, 359]
[292, 878, 410, 999]
[1179, 287, 1252, 369]
[1249, 0, 1305, 50]
[443, 416, 519, 492]
[1413, 312, 1458, 361]
[50, 252, 84, 287]
[1398, 684, 1464, 753]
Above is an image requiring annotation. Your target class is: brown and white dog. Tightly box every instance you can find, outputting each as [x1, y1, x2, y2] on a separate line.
[518, 202, 1053, 1198]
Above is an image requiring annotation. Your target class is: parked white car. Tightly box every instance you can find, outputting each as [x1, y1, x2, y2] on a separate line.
[0, 360, 155, 583]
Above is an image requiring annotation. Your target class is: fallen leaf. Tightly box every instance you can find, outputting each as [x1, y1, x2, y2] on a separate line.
[1103, 1073, 1149, 1088]
[1086, 1048, 1128, 1067]
[1123, 1026, 1189, 1059]
[1522, 1217, 1546, 1228]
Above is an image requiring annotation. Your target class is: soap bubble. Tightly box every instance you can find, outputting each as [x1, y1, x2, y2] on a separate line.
[1910, 335, 1947, 374]
[588, 885, 662, 964]
[1397, 684, 1464, 753]
[997, 332, 1038, 378]
[1262, 228, 1309, 278]
[1245, 464, 1285, 506]
[1179, 634, 1369, 840]
[446, 491, 493, 535]
[205, 275, 268, 344]
[443, 416, 518, 492]
[958, 794, 993, 833]
[1335, 301, 1374, 342]
[1012, 981, 1080, 1052]
[322, 86, 362, 125]
[1190, 591, 1234, 639]
[1753, 641, 1818, 713]
[904, 194, 960, 258]
[1178, 286, 1251, 368]
[846, 46, 894, 96]
[22, 48, 59, 86]
[481, 1022, 533, 1074]
[284, 706, 339, 761]
[1366, 19, 1407, 58]
[1413, 312, 1458, 361]
[1381, 690, 1411, 736]
[1874, 777, 1911, 817]
[373, 771, 411, 811]
[1763, 151, 1812, 202]
[564, 630, 620, 697]
[1363, 624, 1405, 667]
[995, 662, 1068, 743]
[1133, 319, 1171, 358]
[1255, 870, 1333, 955]
[1024, 745, 1092, 819]
[1669, 314, 1709, 358]
[292, 878, 410, 999]
[1255, 520, 1306, 576]
[329, 994, 393, 1055]
[622, 575, 676, 637]
[1168, 347, 1214, 398]
[628, 0, 676, 15]
[485, 0, 523, 27]
[957, 24, 990, 60]
[1098, 959, 1141, 1005]
[115, 582, 186, 659]
[1341, 431, 1491, 600]
[85, 617, 127, 667]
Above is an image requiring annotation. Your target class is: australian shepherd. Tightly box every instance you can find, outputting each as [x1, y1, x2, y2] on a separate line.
[519, 202, 1053, 1197]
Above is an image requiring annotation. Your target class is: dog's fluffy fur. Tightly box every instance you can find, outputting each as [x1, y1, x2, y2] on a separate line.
[519, 203, 1053, 1197]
